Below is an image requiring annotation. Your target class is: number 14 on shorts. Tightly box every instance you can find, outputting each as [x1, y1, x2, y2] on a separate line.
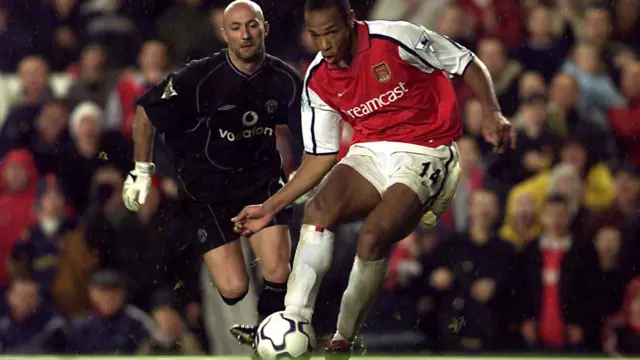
[420, 161, 442, 186]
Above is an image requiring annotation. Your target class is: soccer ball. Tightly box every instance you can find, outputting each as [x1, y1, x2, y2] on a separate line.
[256, 311, 316, 360]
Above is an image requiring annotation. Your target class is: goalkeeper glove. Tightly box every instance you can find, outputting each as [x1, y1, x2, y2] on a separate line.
[122, 161, 155, 212]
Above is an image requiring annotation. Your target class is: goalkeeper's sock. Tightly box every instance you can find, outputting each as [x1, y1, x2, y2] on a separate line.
[284, 224, 334, 321]
[257, 279, 287, 322]
[333, 256, 389, 341]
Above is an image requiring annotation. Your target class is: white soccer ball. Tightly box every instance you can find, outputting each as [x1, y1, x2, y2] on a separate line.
[256, 311, 316, 360]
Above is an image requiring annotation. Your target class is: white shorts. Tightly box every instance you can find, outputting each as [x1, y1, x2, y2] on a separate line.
[338, 141, 461, 229]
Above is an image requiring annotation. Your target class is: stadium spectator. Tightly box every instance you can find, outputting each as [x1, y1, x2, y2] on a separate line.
[0, 149, 39, 288]
[488, 93, 555, 189]
[65, 269, 155, 354]
[547, 73, 612, 159]
[34, 0, 82, 72]
[477, 37, 522, 117]
[425, 189, 516, 351]
[518, 71, 547, 100]
[0, 279, 66, 353]
[612, 0, 640, 54]
[500, 191, 538, 250]
[50, 221, 98, 320]
[66, 44, 112, 109]
[603, 277, 640, 356]
[562, 42, 625, 132]
[137, 305, 202, 355]
[56, 102, 131, 213]
[519, 194, 589, 352]
[435, 3, 475, 51]
[457, 0, 523, 50]
[515, 5, 573, 82]
[504, 136, 614, 241]
[608, 61, 640, 167]
[77, 0, 141, 68]
[0, 3, 35, 73]
[0, 57, 53, 158]
[368, 0, 452, 31]
[157, 0, 224, 65]
[582, 225, 632, 352]
[105, 40, 170, 139]
[10, 174, 77, 301]
[15, 99, 71, 176]
[587, 164, 640, 271]
[462, 98, 493, 156]
[581, 4, 623, 81]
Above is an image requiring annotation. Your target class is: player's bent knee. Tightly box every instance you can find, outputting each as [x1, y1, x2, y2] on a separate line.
[261, 259, 290, 284]
[303, 196, 337, 229]
[357, 230, 392, 261]
[219, 289, 249, 306]
[216, 279, 250, 303]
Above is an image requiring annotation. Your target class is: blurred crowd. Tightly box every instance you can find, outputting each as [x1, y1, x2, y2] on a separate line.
[0, 0, 639, 356]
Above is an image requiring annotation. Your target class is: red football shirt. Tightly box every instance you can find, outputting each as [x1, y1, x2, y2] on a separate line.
[301, 20, 474, 155]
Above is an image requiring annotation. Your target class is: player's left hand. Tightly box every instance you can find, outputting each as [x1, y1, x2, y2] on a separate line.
[482, 112, 516, 153]
[231, 204, 275, 237]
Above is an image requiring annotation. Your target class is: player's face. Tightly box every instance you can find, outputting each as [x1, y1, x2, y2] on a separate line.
[305, 7, 354, 65]
[222, 5, 268, 62]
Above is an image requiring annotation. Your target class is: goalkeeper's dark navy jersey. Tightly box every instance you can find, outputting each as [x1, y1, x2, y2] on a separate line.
[137, 50, 302, 203]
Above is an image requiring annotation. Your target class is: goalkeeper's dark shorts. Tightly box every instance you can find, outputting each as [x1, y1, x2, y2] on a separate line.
[177, 174, 294, 255]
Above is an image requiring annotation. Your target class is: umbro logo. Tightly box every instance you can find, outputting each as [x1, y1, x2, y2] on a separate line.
[218, 105, 236, 111]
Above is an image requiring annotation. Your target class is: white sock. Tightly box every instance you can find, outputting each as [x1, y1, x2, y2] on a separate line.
[334, 256, 389, 342]
[284, 224, 334, 321]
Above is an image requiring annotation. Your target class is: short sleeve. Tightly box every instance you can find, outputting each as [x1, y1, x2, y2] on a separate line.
[136, 60, 202, 134]
[301, 85, 341, 155]
[272, 61, 304, 147]
[286, 87, 303, 148]
[398, 22, 474, 76]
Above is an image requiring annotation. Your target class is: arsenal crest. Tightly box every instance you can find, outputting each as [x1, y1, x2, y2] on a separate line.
[373, 62, 391, 83]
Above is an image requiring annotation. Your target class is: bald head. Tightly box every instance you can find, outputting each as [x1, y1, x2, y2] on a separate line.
[224, 0, 264, 25]
[221, 0, 268, 64]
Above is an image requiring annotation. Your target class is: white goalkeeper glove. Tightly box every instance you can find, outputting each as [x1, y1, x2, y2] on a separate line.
[123, 162, 156, 212]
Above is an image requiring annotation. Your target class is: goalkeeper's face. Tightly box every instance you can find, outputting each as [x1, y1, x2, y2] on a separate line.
[222, 1, 268, 63]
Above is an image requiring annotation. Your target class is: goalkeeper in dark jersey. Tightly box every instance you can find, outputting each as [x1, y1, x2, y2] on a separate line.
[122, 0, 302, 348]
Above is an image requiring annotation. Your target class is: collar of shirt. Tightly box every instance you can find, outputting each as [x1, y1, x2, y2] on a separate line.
[540, 235, 572, 251]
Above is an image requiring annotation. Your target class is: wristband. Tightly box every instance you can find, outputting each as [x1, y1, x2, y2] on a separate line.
[134, 161, 156, 175]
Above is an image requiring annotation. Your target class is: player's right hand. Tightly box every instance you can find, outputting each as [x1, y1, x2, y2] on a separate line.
[231, 204, 275, 237]
[122, 161, 155, 212]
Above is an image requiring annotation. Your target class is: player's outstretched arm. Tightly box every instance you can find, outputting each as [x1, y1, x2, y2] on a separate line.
[463, 58, 516, 152]
[266, 153, 337, 213]
[403, 24, 516, 152]
[232, 153, 337, 236]
[122, 106, 156, 212]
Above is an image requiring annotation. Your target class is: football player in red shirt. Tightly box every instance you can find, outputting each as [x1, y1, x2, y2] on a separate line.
[232, 0, 515, 356]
